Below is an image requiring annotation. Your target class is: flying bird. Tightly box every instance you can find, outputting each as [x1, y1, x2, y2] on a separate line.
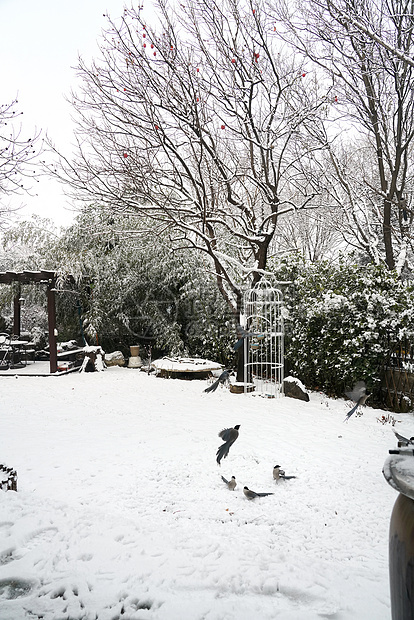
[233, 325, 248, 351]
[393, 430, 414, 446]
[204, 370, 230, 393]
[273, 465, 297, 481]
[243, 486, 274, 499]
[233, 324, 262, 351]
[216, 425, 240, 465]
[343, 381, 370, 422]
[221, 475, 237, 490]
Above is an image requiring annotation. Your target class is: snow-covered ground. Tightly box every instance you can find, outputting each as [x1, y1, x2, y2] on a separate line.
[0, 367, 410, 619]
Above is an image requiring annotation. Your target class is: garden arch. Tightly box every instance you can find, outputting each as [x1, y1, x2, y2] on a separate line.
[0, 270, 73, 374]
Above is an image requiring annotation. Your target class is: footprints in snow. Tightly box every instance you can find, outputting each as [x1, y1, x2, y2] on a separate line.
[21, 526, 59, 553]
[0, 520, 158, 615]
[41, 581, 154, 617]
[0, 577, 36, 600]
[0, 526, 58, 569]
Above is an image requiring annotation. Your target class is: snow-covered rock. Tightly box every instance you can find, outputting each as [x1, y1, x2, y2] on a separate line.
[104, 351, 125, 367]
[283, 375, 310, 402]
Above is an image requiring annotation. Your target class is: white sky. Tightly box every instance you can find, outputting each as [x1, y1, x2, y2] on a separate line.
[0, 0, 133, 227]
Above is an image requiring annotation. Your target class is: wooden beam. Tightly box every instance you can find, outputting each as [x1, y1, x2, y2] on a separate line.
[0, 270, 57, 284]
[0, 272, 16, 284]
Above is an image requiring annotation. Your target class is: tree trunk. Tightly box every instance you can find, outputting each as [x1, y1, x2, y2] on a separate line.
[384, 198, 395, 270]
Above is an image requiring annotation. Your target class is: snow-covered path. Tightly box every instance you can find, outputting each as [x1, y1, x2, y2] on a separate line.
[0, 368, 405, 619]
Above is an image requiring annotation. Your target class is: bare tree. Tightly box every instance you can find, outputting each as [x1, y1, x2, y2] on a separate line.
[0, 98, 41, 202]
[322, 0, 414, 68]
[274, 0, 414, 272]
[272, 206, 346, 262]
[50, 0, 327, 317]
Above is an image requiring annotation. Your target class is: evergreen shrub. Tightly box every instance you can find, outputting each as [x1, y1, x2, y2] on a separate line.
[270, 255, 414, 402]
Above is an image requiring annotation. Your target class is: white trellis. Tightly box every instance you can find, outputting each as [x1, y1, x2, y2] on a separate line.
[242, 279, 284, 398]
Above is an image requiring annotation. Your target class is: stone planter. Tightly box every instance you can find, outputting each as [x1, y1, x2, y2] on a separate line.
[128, 345, 143, 368]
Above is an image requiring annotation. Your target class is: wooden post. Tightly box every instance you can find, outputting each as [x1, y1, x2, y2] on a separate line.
[47, 283, 57, 374]
[13, 287, 21, 337]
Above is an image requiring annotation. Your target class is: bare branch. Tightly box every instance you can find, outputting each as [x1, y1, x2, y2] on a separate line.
[49, 0, 326, 311]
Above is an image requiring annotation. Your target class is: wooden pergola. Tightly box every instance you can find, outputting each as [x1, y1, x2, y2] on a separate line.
[0, 270, 73, 374]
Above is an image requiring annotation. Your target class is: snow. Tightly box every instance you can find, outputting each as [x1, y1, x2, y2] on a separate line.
[151, 357, 223, 373]
[0, 367, 410, 619]
[283, 375, 307, 392]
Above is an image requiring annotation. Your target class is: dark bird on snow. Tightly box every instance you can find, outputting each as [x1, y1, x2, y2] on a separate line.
[204, 370, 230, 393]
[393, 430, 414, 446]
[243, 486, 274, 499]
[216, 425, 240, 465]
[273, 465, 297, 481]
[221, 475, 237, 490]
[343, 381, 370, 422]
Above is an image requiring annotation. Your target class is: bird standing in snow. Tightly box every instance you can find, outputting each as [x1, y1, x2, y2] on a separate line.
[204, 370, 230, 393]
[343, 381, 370, 422]
[216, 425, 240, 465]
[221, 475, 237, 490]
[273, 465, 297, 481]
[243, 486, 274, 499]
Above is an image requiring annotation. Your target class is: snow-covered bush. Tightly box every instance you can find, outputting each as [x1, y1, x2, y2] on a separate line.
[270, 255, 414, 399]
[0, 212, 235, 363]
[53, 210, 234, 363]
